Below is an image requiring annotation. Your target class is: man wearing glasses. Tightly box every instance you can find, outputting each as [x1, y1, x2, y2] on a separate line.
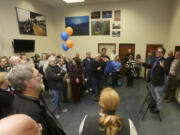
[7, 63, 66, 135]
[150, 47, 166, 113]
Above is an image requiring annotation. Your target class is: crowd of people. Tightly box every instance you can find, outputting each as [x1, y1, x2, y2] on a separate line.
[0, 47, 180, 135]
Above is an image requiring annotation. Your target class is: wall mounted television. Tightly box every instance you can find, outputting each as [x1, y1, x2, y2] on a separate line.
[13, 39, 35, 53]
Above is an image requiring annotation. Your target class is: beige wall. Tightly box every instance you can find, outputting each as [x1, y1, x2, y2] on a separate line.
[0, 0, 57, 57]
[53, 0, 171, 60]
[0, 0, 173, 59]
[168, 0, 180, 52]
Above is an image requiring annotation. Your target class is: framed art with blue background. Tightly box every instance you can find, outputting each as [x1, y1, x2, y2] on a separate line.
[102, 11, 112, 18]
[65, 16, 89, 36]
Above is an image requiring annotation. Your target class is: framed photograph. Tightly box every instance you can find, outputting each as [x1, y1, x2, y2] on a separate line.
[91, 21, 110, 35]
[102, 11, 112, 18]
[114, 10, 120, 21]
[65, 16, 89, 36]
[112, 31, 120, 37]
[112, 22, 120, 29]
[16, 7, 47, 36]
[91, 11, 100, 19]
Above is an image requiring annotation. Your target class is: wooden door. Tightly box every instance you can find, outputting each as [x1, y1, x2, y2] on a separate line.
[175, 46, 180, 52]
[119, 43, 135, 75]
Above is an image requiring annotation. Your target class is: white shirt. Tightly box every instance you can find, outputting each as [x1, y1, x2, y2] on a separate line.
[111, 53, 117, 60]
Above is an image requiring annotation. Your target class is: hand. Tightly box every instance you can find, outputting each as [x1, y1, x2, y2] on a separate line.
[104, 58, 109, 62]
[76, 78, 79, 83]
[84, 78, 88, 82]
[97, 67, 101, 70]
[160, 60, 164, 68]
[116, 70, 119, 72]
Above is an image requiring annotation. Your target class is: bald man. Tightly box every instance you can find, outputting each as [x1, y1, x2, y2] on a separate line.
[0, 114, 42, 135]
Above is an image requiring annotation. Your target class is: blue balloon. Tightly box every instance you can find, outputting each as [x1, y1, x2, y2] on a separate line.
[61, 32, 69, 41]
[62, 43, 69, 51]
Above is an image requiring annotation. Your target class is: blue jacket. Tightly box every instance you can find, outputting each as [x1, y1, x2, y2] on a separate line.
[112, 61, 122, 72]
[104, 61, 113, 75]
[82, 58, 94, 78]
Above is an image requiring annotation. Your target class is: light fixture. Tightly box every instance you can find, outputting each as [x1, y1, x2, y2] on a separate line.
[63, 0, 85, 4]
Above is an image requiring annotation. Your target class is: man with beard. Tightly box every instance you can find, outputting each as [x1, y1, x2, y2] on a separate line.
[7, 63, 66, 135]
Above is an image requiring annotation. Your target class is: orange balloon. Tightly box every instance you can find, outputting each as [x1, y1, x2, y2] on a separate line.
[66, 39, 73, 48]
[65, 27, 73, 36]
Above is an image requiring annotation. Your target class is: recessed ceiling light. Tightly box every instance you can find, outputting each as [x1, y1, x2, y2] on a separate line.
[63, 0, 85, 4]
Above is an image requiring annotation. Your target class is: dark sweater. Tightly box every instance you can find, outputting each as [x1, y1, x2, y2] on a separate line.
[0, 88, 14, 119]
[151, 57, 166, 86]
[91, 60, 104, 79]
[46, 65, 64, 90]
[10, 94, 66, 135]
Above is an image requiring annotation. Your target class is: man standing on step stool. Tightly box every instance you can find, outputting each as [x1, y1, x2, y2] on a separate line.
[149, 47, 166, 113]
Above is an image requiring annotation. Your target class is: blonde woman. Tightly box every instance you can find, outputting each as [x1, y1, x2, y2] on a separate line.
[79, 87, 138, 135]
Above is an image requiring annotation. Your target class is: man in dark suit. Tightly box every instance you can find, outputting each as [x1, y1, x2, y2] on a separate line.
[91, 54, 104, 99]
[150, 47, 166, 113]
[7, 63, 66, 135]
[82, 52, 94, 93]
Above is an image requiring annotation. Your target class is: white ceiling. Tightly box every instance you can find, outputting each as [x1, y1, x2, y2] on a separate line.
[37, 0, 141, 7]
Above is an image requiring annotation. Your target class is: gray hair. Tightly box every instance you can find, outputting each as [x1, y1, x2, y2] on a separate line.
[7, 63, 34, 91]
[48, 55, 56, 63]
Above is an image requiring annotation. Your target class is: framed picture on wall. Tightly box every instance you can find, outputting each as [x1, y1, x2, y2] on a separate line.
[102, 11, 112, 18]
[91, 11, 101, 19]
[16, 7, 47, 36]
[91, 21, 110, 35]
[65, 16, 89, 36]
[112, 31, 120, 37]
[114, 10, 120, 21]
[112, 22, 120, 29]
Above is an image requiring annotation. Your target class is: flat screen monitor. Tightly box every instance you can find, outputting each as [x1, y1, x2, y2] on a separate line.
[13, 39, 35, 53]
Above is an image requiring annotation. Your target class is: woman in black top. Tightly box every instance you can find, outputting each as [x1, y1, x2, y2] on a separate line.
[0, 72, 14, 119]
[79, 87, 138, 135]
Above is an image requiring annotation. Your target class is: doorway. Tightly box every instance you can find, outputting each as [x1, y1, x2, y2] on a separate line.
[119, 43, 135, 75]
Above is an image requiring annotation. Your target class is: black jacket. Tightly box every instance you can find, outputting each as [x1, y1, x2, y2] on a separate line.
[10, 94, 66, 135]
[91, 60, 104, 79]
[82, 58, 94, 77]
[0, 89, 14, 119]
[151, 57, 166, 86]
[46, 65, 64, 90]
